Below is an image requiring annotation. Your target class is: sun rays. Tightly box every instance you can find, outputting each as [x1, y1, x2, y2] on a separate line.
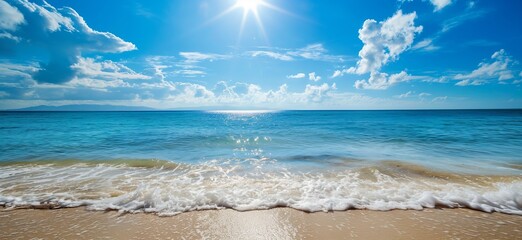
[204, 0, 290, 44]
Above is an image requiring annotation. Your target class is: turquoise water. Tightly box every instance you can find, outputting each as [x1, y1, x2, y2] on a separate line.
[0, 110, 521, 215]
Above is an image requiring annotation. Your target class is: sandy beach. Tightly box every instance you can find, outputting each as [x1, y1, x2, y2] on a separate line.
[1, 207, 521, 240]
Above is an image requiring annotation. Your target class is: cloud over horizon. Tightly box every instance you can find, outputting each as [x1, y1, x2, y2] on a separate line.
[455, 49, 521, 86]
[0, 1, 520, 110]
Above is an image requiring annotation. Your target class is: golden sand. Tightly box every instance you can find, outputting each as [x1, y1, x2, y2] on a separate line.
[1, 208, 521, 239]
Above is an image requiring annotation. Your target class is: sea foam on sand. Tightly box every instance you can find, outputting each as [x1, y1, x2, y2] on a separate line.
[1, 161, 521, 216]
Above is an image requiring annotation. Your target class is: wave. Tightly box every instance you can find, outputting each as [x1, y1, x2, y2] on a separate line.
[0, 158, 180, 169]
[0, 159, 521, 216]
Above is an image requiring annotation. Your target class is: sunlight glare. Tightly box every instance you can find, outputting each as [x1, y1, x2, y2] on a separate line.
[236, 0, 262, 12]
[203, 0, 293, 44]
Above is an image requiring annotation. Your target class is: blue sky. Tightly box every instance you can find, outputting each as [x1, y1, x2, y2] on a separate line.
[0, 0, 521, 109]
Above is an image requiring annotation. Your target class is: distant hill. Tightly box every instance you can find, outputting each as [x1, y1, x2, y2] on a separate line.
[7, 104, 156, 111]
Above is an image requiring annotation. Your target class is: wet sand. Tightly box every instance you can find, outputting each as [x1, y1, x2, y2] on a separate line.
[1, 208, 521, 240]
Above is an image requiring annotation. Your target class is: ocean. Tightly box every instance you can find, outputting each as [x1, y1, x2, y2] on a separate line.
[0, 110, 521, 215]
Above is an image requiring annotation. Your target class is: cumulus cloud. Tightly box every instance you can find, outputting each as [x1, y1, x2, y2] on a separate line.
[1, 76, 343, 109]
[335, 11, 422, 90]
[0, 0, 24, 31]
[353, 10, 422, 74]
[455, 49, 519, 86]
[302, 83, 332, 102]
[287, 73, 305, 79]
[1, 0, 136, 84]
[430, 0, 452, 12]
[354, 71, 411, 90]
[308, 72, 321, 82]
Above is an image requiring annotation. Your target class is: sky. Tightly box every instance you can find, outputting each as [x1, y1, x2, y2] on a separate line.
[0, 0, 521, 110]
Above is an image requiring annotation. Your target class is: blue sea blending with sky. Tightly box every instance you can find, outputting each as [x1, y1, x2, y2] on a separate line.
[0, 0, 522, 216]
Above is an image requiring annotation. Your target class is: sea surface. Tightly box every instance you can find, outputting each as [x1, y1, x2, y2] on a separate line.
[0, 110, 521, 215]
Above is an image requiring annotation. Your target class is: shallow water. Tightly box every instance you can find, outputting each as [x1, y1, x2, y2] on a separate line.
[0, 110, 521, 215]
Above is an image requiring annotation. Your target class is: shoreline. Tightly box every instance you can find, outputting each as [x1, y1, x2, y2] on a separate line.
[1, 207, 521, 239]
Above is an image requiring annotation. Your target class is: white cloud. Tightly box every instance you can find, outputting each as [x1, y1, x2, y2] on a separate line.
[308, 72, 321, 82]
[395, 91, 433, 99]
[412, 38, 439, 51]
[147, 55, 207, 79]
[354, 10, 422, 74]
[250, 44, 344, 62]
[332, 70, 342, 78]
[179, 52, 229, 63]
[287, 73, 305, 79]
[331, 67, 356, 78]
[0, 31, 20, 41]
[334, 11, 421, 89]
[166, 82, 216, 103]
[135, 81, 339, 107]
[430, 0, 452, 12]
[454, 49, 518, 86]
[68, 77, 131, 90]
[302, 83, 332, 102]
[249, 51, 293, 61]
[146, 56, 175, 81]
[173, 52, 229, 77]
[173, 69, 206, 76]
[3, 0, 136, 84]
[0, 61, 39, 80]
[0, 0, 24, 31]
[399, 0, 452, 12]
[288, 44, 343, 62]
[455, 79, 486, 86]
[395, 91, 414, 98]
[355, 71, 411, 90]
[72, 57, 151, 80]
[441, 10, 485, 33]
[0, 76, 345, 109]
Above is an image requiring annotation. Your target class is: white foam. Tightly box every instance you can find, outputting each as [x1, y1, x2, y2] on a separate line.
[0, 164, 521, 216]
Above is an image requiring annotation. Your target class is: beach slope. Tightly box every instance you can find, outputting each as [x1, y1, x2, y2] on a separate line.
[1, 208, 521, 239]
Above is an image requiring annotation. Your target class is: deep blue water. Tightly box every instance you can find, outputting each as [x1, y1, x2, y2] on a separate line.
[0, 110, 521, 172]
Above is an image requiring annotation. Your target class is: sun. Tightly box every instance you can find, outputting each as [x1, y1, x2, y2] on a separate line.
[205, 0, 291, 44]
[235, 0, 263, 12]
